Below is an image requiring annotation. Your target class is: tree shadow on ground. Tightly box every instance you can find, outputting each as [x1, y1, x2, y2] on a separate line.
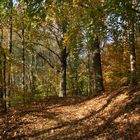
[26, 94, 139, 140]
[1, 86, 140, 140]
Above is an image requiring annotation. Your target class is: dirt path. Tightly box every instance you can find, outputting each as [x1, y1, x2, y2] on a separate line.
[0, 87, 140, 140]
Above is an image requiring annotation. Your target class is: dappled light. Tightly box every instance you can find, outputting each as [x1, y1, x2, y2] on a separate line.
[0, 87, 140, 139]
[0, 0, 140, 139]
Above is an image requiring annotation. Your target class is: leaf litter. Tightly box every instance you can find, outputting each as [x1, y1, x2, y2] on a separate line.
[0, 86, 140, 140]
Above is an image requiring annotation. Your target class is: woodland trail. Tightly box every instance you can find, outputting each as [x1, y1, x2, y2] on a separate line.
[0, 87, 140, 140]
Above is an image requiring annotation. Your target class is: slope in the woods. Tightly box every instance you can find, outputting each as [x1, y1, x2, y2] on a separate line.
[0, 87, 140, 140]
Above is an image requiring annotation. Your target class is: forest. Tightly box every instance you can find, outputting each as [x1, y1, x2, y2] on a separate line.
[0, 0, 140, 140]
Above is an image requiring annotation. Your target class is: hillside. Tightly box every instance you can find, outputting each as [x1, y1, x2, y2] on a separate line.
[0, 87, 140, 140]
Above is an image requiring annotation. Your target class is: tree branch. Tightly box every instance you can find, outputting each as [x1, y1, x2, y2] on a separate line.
[28, 41, 61, 60]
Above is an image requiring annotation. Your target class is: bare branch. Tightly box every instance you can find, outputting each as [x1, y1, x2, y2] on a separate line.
[27, 41, 61, 60]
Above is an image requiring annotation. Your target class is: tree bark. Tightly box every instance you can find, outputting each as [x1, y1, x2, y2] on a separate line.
[22, 28, 26, 95]
[129, 22, 137, 87]
[129, 0, 137, 87]
[75, 66, 79, 96]
[59, 47, 67, 97]
[92, 37, 104, 94]
[31, 53, 36, 93]
[0, 27, 7, 112]
[0, 29, 3, 100]
[73, 47, 79, 96]
[0, 57, 3, 99]
[3, 50, 7, 112]
[7, 0, 13, 108]
[88, 49, 94, 95]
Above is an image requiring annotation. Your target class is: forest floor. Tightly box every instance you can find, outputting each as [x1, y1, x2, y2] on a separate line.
[0, 86, 140, 140]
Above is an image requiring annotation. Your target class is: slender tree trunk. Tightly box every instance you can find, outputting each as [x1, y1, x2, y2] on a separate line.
[9, 0, 13, 54]
[0, 29, 3, 103]
[0, 10, 3, 112]
[75, 67, 79, 96]
[0, 57, 3, 99]
[0, 27, 7, 112]
[59, 47, 67, 97]
[129, 22, 137, 87]
[3, 51, 7, 112]
[31, 53, 36, 93]
[22, 28, 26, 97]
[129, 0, 137, 87]
[88, 49, 94, 95]
[74, 47, 79, 96]
[12, 71, 16, 94]
[0, 57, 3, 112]
[92, 37, 104, 94]
[7, 0, 13, 108]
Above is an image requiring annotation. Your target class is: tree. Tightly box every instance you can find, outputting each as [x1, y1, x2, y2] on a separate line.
[80, 0, 105, 94]
[128, 0, 137, 87]
[7, 0, 13, 107]
[92, 37, 104, 93]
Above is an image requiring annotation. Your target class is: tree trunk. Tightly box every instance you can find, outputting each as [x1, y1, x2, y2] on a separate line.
[22, 28, 26, 97]
[3, 51, 7, 112]
[0, 27, 7, 112]
[0, 29, 3, 107]
[129, 22, 137, 87]
[31, 53, 36, 93]
[129, 1, 137, 87]
[75, 67, 79, 96]
[73, 47, 79, 96]
[0, 57, 3, 99]
[92, 37, 104, 94]
[7, 0, 13, 108]
[59, 47, 67, 97]
[88, 49, 94, 95]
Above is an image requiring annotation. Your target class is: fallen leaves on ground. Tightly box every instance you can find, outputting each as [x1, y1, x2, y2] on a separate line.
[0, 86, 140, 140]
